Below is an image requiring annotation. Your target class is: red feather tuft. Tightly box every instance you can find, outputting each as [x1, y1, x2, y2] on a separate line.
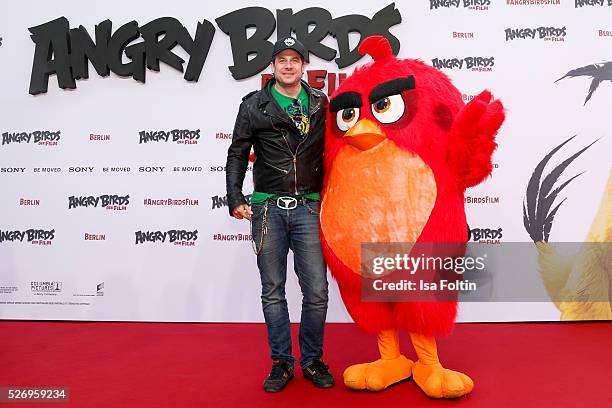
[358, 35, 393, 62]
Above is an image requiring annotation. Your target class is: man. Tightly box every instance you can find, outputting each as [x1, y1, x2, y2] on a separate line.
[225, 36, 334, 392]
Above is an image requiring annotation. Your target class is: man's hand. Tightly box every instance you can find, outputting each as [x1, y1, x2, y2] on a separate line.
[232, 204, 253, 220]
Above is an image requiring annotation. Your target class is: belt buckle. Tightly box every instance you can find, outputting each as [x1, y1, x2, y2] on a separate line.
[276, 196, 298, 210]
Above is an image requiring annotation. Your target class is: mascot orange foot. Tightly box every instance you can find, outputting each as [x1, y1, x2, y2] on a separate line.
[408, 333, 473, 398]
[320, 36, 504, 399]
[343, 330, 413, 392]
[343, 330, 473, 398]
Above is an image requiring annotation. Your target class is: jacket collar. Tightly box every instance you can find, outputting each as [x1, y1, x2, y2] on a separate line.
[258, 78, 322, 110]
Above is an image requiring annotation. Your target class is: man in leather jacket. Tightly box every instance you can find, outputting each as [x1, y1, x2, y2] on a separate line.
[225, 37, 334, 392]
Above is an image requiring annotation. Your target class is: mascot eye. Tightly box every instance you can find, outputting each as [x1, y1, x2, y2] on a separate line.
[336, 107, 360, 131]
[371, 94, 405, 124]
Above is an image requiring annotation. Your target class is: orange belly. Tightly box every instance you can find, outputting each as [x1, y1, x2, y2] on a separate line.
[321, 140, 437, 275]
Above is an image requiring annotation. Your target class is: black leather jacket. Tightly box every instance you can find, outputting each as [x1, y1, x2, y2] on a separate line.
[225, 79, 327, 215]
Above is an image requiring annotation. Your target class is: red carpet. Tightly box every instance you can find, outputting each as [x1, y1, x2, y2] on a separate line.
[0, 321, 610, 408]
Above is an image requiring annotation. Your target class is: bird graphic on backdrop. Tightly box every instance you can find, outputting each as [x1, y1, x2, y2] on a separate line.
[555, 62, 612, 105]
[523, 136, 611, 320]
[320, 36, 505, 398]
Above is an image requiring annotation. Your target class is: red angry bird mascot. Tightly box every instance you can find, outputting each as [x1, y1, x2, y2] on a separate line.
[320, 36, 505, 398]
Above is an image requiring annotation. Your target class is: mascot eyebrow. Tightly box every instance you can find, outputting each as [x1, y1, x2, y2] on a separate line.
[369, 75, 415, 103]
[330, 75, 416, 112]
[329, 91, 362, 112]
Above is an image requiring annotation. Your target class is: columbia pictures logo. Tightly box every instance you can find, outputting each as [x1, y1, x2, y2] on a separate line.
[31, 281, 62, 293]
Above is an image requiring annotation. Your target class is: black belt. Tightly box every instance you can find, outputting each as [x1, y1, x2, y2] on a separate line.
[265, 196, 319, 210]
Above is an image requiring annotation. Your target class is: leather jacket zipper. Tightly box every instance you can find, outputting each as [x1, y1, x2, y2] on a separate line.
[266, 113, 301, 193]
[292, 156, 298, 194]
[291, 97, 321, 194]
[308, 101, 321, 121]
[264, 160, 289, 174]
[291, 98, 322, 194]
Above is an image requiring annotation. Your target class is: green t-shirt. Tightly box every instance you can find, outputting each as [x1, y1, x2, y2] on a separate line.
[270, 85, 310, 137]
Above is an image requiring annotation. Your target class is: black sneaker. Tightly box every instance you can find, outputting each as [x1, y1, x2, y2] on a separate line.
[302, 359, 335, 388]
[263, 359, 294, 393]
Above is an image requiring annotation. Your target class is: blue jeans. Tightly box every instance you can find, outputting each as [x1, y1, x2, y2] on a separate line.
[251, 199, 328, 368]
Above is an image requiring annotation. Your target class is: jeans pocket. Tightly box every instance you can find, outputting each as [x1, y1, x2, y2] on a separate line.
[251, 202, 265, 219]
[305, 201, 320, 216]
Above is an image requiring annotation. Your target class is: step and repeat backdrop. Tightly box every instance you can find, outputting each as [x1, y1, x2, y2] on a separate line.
[0, 1, 610, 322]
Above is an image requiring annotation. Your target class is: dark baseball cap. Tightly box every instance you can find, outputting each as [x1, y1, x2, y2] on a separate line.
[271, 36, 309, 63]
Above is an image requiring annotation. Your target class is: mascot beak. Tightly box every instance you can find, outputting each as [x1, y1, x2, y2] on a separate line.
[344, 118, 387, 151]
